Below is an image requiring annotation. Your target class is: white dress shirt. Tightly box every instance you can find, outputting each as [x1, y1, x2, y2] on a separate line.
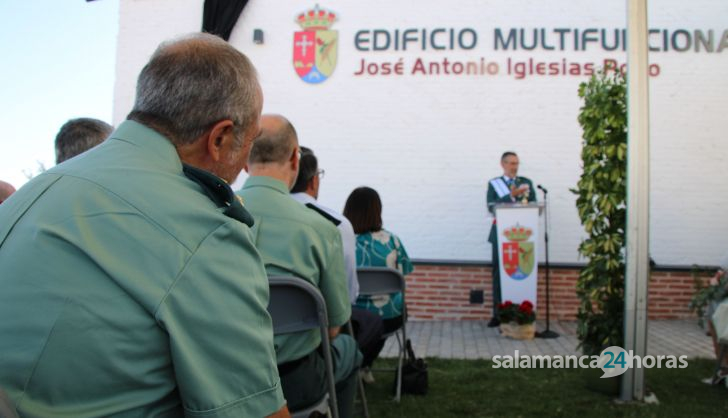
[291, 192, 359, 303]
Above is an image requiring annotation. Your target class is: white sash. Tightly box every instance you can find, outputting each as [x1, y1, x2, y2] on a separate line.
[490, 177, 510, 198]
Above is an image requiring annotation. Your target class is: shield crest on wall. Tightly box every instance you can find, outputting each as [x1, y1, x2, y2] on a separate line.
[293, 5, 338, 84]
[293, 30, 338, 84]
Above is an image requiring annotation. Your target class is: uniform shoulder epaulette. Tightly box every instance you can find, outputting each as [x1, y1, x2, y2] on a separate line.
[305, 203, 341, 226]
[182, 164, 254, 227]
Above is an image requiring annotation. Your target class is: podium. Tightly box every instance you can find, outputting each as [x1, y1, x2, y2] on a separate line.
[493, 202, 544, 308]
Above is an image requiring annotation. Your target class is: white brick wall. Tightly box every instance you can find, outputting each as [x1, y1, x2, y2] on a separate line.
[114, 0, 728, 265]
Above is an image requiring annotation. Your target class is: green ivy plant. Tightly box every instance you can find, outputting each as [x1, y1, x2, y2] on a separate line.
[572, 71, 627, 356]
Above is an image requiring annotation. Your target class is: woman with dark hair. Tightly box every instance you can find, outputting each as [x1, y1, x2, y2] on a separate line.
[344, 187, 412, 383]
[343, 187, 413, 378]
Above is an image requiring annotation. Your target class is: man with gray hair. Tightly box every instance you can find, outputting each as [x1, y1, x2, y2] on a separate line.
[0, 33, 289, 418]
[291, 146, 384, 383]
[238, 114, 362, 418]
[55, 117, 112, 164]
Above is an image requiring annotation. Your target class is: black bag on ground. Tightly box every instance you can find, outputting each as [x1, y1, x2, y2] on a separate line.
[395, 338, 428, 395]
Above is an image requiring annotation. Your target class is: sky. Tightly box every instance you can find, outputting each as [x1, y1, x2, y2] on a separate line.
[0, 0, 119, 189]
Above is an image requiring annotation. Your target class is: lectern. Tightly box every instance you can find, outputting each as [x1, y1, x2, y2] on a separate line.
[493, 202, 544, 308]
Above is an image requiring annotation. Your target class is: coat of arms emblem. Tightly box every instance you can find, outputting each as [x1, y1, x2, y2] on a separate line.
[293, 5, 338, 84]
[502, 224, 535, 280]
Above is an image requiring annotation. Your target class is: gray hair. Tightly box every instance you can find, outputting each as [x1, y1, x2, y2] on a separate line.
[248, 115, 298, 165]
[55, 118, 113, 164]
[128, 32, 260, 146]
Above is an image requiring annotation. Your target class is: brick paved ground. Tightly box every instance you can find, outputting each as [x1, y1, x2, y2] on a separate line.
[380, 319, 715, 360]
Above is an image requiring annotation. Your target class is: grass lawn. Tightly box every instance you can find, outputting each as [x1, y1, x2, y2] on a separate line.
[360, 358, 728, 417]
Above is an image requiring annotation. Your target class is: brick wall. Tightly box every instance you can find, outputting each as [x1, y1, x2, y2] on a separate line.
[406, 263, 710, 321]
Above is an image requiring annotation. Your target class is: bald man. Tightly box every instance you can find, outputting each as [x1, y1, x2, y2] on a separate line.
[0, 180, 15, 204]
[238, 114, 362, 418]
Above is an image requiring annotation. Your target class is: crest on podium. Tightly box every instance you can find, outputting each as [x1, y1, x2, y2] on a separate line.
[502, 224, 534, 280]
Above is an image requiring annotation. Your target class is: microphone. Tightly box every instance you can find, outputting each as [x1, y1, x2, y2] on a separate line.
[537, 184, 548, 193]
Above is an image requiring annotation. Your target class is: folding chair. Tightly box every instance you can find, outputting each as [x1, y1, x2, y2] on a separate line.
[346, 320, 370, 418]
[268, 276, 339, 418]
[356, 267, 407, 402]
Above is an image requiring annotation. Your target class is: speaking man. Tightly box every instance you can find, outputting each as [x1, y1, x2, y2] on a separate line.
[486, 151, 536, 327]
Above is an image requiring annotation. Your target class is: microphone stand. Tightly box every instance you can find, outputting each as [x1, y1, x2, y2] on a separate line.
[536, 185, 559, 339]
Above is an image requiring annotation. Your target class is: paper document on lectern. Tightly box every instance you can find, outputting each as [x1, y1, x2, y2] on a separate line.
[494, 203, 543, 309]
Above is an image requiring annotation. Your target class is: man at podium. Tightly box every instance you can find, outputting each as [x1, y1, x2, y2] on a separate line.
[486, 151, 536, 327]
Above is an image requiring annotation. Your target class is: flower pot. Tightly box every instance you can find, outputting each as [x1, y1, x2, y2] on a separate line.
[500, 322, 535, 340]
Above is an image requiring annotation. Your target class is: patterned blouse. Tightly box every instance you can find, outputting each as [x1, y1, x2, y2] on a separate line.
[354, 229, 414, 319]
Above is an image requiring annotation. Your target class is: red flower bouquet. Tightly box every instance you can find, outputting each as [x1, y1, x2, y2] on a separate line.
[498, 300, 536, 325]
[498, 300, 536, 340]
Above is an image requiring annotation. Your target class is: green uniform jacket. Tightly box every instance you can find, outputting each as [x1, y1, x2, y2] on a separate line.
[0, 121, 285, 418]
[238, 176, 351, 364]
[486, 175, 537, 244]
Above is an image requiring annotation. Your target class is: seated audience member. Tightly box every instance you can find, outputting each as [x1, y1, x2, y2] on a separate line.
[0, 180, 15, 204]
[343, 186, 414, 337]
[706, 255, 728, 386]
[0, 33, 289, 418]
[291, 147, 384, 384]
[238, 115, 362, 418]
[55, 117, 113, 164]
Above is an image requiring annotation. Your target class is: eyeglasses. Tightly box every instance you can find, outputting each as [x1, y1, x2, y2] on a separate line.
[316, 169, 325, 179]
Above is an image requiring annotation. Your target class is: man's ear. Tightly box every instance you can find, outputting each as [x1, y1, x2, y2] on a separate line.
[308, 173, 319, 195]
[290, 146, 300, 171]
[206, 120, 236, 162]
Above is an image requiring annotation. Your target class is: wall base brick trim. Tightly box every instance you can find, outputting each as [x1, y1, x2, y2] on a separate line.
[406, 263, 710, 321]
